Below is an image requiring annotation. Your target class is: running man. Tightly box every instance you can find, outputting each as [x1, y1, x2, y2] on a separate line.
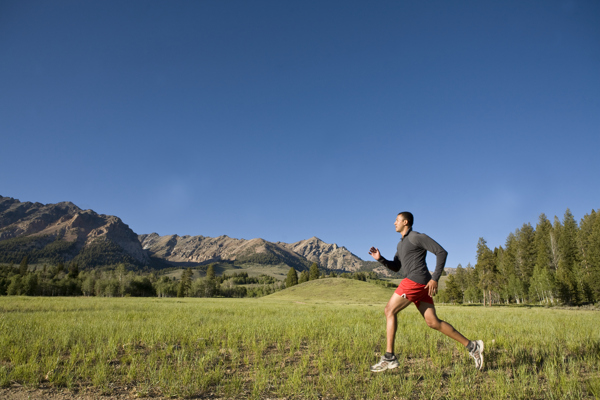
[369, 211, 484, 372]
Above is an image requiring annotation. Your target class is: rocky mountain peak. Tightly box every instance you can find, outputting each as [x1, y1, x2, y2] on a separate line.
[1, 195, 375, 274]
[139, 232, 365, 272]
[0, 195, 149, 267]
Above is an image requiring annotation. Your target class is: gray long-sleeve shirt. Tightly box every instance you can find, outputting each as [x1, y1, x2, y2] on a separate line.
[377, 228, 447, 285]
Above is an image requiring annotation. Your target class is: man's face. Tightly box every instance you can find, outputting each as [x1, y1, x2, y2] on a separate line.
[394, 215, 406, 232]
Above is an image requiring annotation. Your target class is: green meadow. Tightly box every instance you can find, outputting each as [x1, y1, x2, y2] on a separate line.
[1, 279, 599, 399]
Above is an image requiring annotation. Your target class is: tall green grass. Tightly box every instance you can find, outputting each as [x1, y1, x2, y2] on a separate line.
[1, 279, 599, 399]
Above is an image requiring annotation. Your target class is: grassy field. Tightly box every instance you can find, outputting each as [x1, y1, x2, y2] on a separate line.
[1, 279, 599, 399]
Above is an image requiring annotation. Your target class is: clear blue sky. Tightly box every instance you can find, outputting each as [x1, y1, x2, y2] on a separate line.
[1, 0, 599, 269]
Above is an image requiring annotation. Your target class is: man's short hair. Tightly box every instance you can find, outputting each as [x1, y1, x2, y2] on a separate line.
[398, 211, 414, 227]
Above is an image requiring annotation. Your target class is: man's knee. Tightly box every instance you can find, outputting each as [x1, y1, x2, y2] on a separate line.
[384, 304, 396, 318]
[426, 317, 442, 330]
[385, 301, 403, 318]
[385, 294, 409, 318]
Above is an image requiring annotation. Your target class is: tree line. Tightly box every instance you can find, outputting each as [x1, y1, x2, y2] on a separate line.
[285, 263, 395, 288]
[0, 260, 283, 298]
[438, 209, 600, 306]
[0, 258, 391, 299]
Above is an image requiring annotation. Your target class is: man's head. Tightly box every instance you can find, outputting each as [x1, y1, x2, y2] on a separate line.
[394, 211, 414, 234]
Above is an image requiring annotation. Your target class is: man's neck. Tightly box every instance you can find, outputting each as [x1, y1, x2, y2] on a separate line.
[400, 227, 411, 238]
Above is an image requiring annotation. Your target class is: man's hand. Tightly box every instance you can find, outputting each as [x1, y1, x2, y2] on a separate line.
[425, 280, 438, 297]
[368, 247, 382, 261]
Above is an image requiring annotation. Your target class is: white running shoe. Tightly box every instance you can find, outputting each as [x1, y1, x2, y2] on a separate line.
[370, 355, 399, 372]
[469, 340, 485, 370]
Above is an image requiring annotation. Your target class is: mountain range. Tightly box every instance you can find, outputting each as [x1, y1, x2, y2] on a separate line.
[0, 195, 390, 275]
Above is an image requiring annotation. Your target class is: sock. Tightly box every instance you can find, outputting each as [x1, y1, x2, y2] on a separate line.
[466, 341, 475, 352]
[384, 352, 395, 359]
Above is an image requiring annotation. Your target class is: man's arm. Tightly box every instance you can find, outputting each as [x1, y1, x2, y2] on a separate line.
[369, 247, 401, 272]
[410, 233, 447, 281]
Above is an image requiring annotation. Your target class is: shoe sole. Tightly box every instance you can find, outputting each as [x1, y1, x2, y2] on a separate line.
[476, 340, 485, 371]
[370, 362, 399, 373]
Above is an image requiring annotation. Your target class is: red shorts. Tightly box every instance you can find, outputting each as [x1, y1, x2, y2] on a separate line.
[395, 278, 434, 308]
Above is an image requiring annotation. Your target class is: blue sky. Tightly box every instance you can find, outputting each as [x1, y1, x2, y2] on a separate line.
[1, 0, 599, 269]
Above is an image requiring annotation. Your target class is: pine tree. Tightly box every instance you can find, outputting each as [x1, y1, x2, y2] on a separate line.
[68, 262, 79, 279]
[116, 264, 127, 297]
[494, 246, 510, 303]
[286, 267, 298, 288]
[591, 211, 600, 302]
[517, 223, 536, 283]
[7, 276, 23, 295]
[445, 274, 462, 304]
[309, 263, 319, 281]
[453, 264, 468, 301]
[19, 256, 29, 276]
[206, 264, 215, 280]
[556, 209, 582, 304]
[53, 262, 65, 278]
[475, 238, 497, 306]
[535, 213, 553, 271]
[578, 210, 599, 302]
[499, 233, 518, 302]
[22, 273, 38, 296]
[178, 268, 193, 297]
[298, 270, 309, 284]
[550, 216, 561, 271]
[533, 213, 556, 303]
[502, 233, 518, 276]
[463, 263, 481, 304]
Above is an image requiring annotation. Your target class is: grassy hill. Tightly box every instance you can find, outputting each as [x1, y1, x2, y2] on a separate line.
[266, 277, 395, 304]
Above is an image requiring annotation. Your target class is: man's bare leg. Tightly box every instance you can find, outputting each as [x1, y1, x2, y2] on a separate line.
[385, 293, 413, 353]
[417, 301, 469, 346]
[371, 293, 413, 372]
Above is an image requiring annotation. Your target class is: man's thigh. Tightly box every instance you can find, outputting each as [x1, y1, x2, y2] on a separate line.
[417, 301, 441, 323]
[386, 292, 413, 314]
